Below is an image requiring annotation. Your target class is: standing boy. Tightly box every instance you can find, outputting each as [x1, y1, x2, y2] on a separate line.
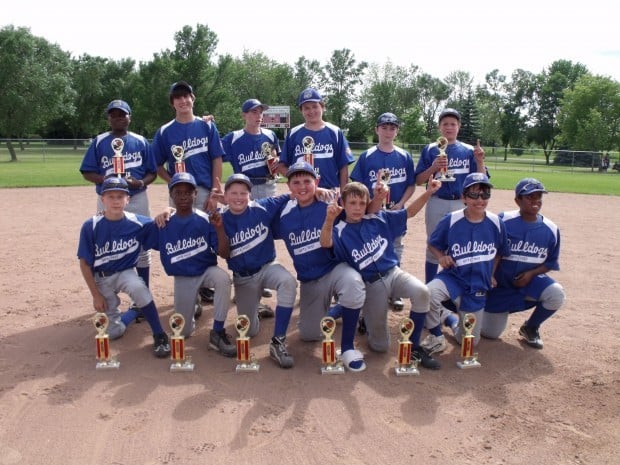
[481, 178, 565, 349]
[414, 108, 487, 282]
[144, 172, 236, 356]
[273, 162, 367, 371]
[80, 99, 157, 298]
[422, 173, 510, 355]
[320, 180, 442, 370]
[277, 88, 354, 192]
[350, 112, 416, 311]
[77, 177, 170, 357]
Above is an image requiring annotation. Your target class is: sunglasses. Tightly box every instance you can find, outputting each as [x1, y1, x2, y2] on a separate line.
[465, 191, 491, 200]
[518, 182, 545, 196]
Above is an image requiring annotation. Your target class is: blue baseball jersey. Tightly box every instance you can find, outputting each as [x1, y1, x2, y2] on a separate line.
[221, 195, 289, 274]
[281, 123, 354, 189]
[77, 212, 152, 272]
[430, 209, 510, 303]
[80, 131, 156, 196]
[142, 210, 219, 277]
[415, 140, 483, 199]
[152, 117, 225, 189]
[221, 128, 281, 179]
[273, 199, 340, 282]
[330, 210, 407, 281]
[350, 145, 415, 206]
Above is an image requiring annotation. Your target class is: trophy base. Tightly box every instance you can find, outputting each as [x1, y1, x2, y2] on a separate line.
[96, 359, 120, 370]
[321, 363, 345, 375]
[170, 358, 195, 372]
[236, 362, 260, 373]
[438, 175, 457, 182]
[456, 359, 481, 369]
[394, 364, 420, 376]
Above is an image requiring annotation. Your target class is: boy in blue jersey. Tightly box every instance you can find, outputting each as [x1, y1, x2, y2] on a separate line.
[219, 174, 298, 368]
[273, 162, 367, 371]
[277, 88, 354, 192]
[422, 173, 510, 355]
[351, 112, 416, 312]
[414, 108, 487, 282]
[77, 177, 171, 358]
[144, 172, 236, 357]
[320, 180, 442, 370]
[482, 178, 565, 349]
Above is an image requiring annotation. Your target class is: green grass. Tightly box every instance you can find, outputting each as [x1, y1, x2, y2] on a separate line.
[1, 146, 618, 195]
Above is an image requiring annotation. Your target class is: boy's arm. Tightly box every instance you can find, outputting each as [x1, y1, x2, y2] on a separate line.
[513, 263, 551, 288]
[367, 176, 389, 213]
[79, 258, 107, 312]
[473, 139, 486, 174]
[210, 210, 230, 259]
[338, 166, 350, 192]
[206, 157, 224, 211]
[406, 178, 441, 218]
[320, 200, 343, 248]
[428, 244, 455, 270]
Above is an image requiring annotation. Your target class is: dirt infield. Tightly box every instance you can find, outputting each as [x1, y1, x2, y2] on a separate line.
[0, 184, 618, 465]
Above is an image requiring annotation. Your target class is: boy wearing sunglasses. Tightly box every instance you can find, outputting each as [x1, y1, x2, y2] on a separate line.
[421, 173, 510, 355]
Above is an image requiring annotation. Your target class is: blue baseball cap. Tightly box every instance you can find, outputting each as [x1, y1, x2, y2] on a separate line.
[168, 172, 197, 191]
[297, 88, 323, 107]
[439, 108, 461, 122]
[515, 178, 547, 196]
[286, 161, 317, 179]
[376, 112, 400, 127]
[462, 172, 493, 193]
[101, 177, 129, 194]
[242, 98, 269, 113]
[224, 173, 253, 191]
[169, 81, 194, 96]
[106, 100, 131, 115]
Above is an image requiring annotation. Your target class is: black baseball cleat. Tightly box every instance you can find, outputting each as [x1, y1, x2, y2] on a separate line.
[412, 347, 441, 370]
[519, 324, 544, 349]
[199, 287, 214, 303]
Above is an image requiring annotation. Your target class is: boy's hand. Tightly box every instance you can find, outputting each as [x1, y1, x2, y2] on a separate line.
[427, 177, 442, 193]
[315, 187, 338, 204]
[154, 207, 175, 227]
[92, 292, 107, 312]
[209, 177, 225, 206]
[325, 198, 343, 222]
[474, 139, 485, 163]
[209, 208, 223, 228]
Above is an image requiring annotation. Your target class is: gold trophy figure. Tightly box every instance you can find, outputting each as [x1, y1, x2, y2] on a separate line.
[235, 315, 259, 372]
[169, 313, 194, 372]
[262, 142, 280, 180]
[171, 145, 186, 173]
[379, 168, 392, 209]
[302, 136, 315, 167]
[435, 136, 456, 182]
[395, 318, 419, 376]
[320, 316, 344, 375]
[111, 138, 125, 177]
[456, 313, 481, 369]
[94, 313, 120, 370]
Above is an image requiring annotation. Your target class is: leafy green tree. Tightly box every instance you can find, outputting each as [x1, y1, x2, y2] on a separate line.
[399, 106, 426, 145]
[323, 48, 367, 128]
[415, 73, 450, 139]
[458, 88, 480, 145]
[0, 26, 73, 160]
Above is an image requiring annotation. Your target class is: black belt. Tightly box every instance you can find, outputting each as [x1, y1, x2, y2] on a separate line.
[365, 270, 391, 284]
[233, 267, 262, 278]
[249, 177, 273, 185]
[436, 194, 460, 200]
[94, 270, 118, 278]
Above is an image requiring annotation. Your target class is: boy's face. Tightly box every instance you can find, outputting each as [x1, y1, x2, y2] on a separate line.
[438, 116, 460, 142]
[288, 173, 318, 206]
[515, 192, 543, 217]
[342, 193, 368, 223]
[170, 184, 196, 210]
[171, 93, 194, 116]
[375, 123, 398, 143]
[107, 109, 130, 132]
[242, 108, 264, 129]
[300, 101, 324, 125]
[224, 182, 251, 214]
[101, 190, 129, 214]
[462, 184, 491, 215]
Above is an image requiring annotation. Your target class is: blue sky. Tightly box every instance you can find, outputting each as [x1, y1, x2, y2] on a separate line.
[3, 0, 618, 85]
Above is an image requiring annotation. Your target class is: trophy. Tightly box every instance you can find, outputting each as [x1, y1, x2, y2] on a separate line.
[93, 313, 120, 370]
[235, 315, 259, 372]
[435, 136, 455, 182]
[320, 316, 344, 374]
[379, 168, 393, 209]
[394, 318, 419, 376]
[171, 145, 186, 173]
[262, 142, 280, 179]
[111, 138, 125, 177]
[456, 313, 481, 369]
[169, 313, 194, 372]
[302, 136, 315, 167]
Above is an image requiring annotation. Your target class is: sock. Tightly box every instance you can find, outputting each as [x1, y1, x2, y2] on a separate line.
[444, 313, 458, 330]
[140, 301, 164, 335]
[213, 319, 225, 332]
[409, 311, 427, 347]
[340, 307, 361, 353]
[527, 303, 556, 328]
[429, 324, 443, 337]
[273, 305, 294, 338]
[425, 262, 438, 283]
[121, 308, 139, 326]
[327, 304, 343, 319]
[137, 266, 150, 288]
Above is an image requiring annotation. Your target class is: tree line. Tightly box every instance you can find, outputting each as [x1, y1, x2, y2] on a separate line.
[1, 24, 619, 164]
